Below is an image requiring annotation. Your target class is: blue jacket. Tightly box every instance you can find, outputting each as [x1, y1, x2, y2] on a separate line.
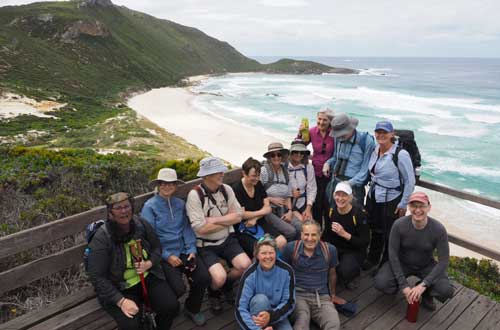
[326, 130, 375, 187]
[141, 194, 197, 260]
[235, 260, 295, 330]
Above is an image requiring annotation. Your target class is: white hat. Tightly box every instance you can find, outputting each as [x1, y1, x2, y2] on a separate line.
[334, 181, 352, 195]
[197, 157, 228, 177]
[150, 168, 184, 186]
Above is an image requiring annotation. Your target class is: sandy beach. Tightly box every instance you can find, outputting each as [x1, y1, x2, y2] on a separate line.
[128, 84, 287, 167]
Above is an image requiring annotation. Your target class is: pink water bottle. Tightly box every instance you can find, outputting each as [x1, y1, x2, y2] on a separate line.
[406, 300, 420, 323]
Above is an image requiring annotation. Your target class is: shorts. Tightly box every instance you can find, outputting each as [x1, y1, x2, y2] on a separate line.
[198, 234, 245, 269]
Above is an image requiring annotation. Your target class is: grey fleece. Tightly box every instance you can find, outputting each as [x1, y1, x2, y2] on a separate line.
[388, 215, 449, 289]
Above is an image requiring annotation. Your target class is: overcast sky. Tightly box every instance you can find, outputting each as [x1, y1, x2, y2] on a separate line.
[2, 0, 500, 57]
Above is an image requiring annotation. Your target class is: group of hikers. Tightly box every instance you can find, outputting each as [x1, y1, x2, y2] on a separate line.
[86, 108, 454, 330]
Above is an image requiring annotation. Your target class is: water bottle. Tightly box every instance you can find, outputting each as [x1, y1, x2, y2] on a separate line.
[300, 118, 309, 143]
[406, 300, 420, 323]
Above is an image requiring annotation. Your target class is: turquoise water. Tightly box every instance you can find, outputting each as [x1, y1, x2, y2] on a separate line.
[191, 57, 500, 200]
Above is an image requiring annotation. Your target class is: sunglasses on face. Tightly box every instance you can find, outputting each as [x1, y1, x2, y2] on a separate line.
[291, 151, 305, 156]
[269, 153, 282, 158]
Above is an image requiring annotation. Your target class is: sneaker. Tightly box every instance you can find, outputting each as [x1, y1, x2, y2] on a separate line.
[208, 293, 223, 314]
[421, 294, 436, 311]
[185, 310, 207, 326]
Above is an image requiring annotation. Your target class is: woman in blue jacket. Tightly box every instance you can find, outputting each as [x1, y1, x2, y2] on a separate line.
[141, 168, 211, 326]
[235, 234, 295, 330]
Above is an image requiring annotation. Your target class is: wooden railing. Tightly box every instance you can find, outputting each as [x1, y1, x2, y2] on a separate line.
[0, 169, 499, 299]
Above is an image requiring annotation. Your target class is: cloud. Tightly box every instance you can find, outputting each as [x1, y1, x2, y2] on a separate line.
[258, 0, 308, 7]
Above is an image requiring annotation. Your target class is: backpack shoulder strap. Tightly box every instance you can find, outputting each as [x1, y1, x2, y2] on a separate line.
[220, 184, 229, 203]
[292, 240, 302, 267]
[263, 163, 275, 191]
[282, 163, 289, 185]
[319, 241, 331, 265]
[392, 145, 404, 187]
[193, 184, 205, 208]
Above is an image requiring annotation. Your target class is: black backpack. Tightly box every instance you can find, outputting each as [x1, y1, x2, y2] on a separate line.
[393, 129, 422, 181]
[83, 220, 109, 271]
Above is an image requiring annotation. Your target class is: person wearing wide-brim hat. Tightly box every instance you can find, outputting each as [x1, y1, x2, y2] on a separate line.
[185, 157, 251, 314]
[288, 139, 317, 225]
[141, 168, 211, 326]
[87, 192, 179, 329]
[261, 142, 300, 241]
[323, 113, 375, 209]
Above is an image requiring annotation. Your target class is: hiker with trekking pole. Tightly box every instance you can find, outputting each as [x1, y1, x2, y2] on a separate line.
[86, 192, 179, 330]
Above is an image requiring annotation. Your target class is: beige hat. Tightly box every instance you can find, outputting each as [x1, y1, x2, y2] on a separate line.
[263, 142, 290, 158]
[150, 168, 185, 186]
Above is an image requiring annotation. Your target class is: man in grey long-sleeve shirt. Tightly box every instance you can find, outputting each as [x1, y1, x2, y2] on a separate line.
[374, 191, 454, 311]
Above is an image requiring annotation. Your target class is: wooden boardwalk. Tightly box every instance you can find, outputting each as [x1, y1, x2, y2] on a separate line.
[80, 271, 499, 330]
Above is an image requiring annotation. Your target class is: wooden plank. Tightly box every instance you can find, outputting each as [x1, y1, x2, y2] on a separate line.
[28, 298, 103, 330]
[417, 180, 500, 210]
[73, 312, 115, 330]
[419, 287, 479, 330]
[391, 283, 464, 330]
[341, 291, 400, 330]
[340, 286, 385, 325]
[447, 295, 496, 330]
[472, 302, 500, 330]
[0, 244, 85, 296]
[0, 169, 241, 261]
[0, 287, 96, 330]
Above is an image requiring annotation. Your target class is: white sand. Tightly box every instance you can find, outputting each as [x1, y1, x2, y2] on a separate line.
[0, 93, 65, 119]
[128, 86, 286, 166]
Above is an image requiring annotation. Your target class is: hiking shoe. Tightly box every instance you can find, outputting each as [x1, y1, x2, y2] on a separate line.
[346, 278, 360, 290]
[185, 310, 206, 326]
[208, 292, 223, 313]
[421, 294, 436, 311]
[223, 288, 235, 305]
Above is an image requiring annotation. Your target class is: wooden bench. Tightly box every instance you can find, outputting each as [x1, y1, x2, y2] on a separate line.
[1, 166, 500, 329]
[0, 170, 241, 330]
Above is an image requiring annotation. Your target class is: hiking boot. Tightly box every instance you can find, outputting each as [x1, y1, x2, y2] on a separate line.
[208, 291, 223, 314]
[223, 287, 235, 305]
[421, 294, 436, 311]
[184, 310, 207, 326]
[345, 278, 360, 290]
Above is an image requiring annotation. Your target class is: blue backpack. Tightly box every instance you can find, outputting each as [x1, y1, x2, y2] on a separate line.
[83, 220, 109, 271]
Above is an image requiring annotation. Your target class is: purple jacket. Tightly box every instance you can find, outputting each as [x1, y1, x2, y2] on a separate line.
[300, 126, 335, 177]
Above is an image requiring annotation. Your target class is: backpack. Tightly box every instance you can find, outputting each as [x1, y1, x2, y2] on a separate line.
[393, 129, 422, 181]
[262, 161, 290, 191]
[83, 220, 109, 271]
[291, 240, 331, 267]
[193, 183, 228, 214]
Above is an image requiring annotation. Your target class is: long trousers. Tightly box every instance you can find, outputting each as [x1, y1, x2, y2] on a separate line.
[292, 292, 340, 330]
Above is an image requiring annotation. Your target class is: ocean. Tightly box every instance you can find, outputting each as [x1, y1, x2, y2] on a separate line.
[191, 57, 500, 200]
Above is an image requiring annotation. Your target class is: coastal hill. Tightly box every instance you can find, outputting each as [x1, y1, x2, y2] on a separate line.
[0, 0, 355, 148]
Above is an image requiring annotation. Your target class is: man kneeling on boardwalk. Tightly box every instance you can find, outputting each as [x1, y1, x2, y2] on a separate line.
[282, 220, 342, 330]
[374, 191, 454, 310]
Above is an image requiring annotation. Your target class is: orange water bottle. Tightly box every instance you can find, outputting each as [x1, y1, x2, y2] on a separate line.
[300, 118, 309, 143]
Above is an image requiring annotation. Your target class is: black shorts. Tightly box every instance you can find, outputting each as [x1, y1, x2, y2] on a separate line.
[198, 234, 245, 269]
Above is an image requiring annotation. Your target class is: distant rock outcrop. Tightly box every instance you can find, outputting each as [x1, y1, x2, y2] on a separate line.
[79, 0, 114, 7]
[61, 20, 110, 42]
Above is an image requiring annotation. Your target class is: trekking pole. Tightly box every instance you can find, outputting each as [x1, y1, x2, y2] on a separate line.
[129, 240, 152, 310]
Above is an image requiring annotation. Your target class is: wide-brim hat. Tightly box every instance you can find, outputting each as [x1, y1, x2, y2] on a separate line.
[290, 140, 311, 155]
[197, 156, 228, 177]
[331, 113, 359, 138]
[150, 168, 184, 186]
[263, 142, 290, 158]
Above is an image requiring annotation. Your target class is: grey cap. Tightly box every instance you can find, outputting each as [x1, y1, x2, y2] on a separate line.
[331, 113, 358, 138]
[197, 157, 228, 177]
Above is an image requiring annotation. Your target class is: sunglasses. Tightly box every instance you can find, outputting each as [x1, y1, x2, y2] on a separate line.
[269, 153, 282, 158]
[291, 151, 305, 155]
[321, 142, 327, 154]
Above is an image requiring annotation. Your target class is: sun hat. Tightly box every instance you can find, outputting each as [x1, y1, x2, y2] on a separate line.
[263, 142, 290, 158]
[331, 113, 359, 138]
[150, 168, 184, 186]
[408, 191, 430, 205]
[334, 181, 353, 195]
[290, 139, 311, 155]
[197, 156, 228, 177]
[375, 121, 394, 132]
